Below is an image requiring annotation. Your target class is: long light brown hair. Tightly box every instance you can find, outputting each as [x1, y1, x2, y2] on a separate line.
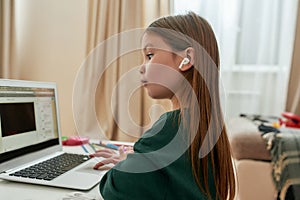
[146, 12, 236, 200]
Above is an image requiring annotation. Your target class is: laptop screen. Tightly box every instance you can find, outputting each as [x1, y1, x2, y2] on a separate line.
[0, 83, 60, 163]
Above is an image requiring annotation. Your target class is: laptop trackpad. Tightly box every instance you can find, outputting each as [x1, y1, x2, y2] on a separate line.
[76, 160, 109, 176]
[52, 160, 108, 190]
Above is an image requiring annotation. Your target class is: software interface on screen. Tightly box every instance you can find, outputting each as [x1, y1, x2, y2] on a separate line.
[0, 86, 59, 155]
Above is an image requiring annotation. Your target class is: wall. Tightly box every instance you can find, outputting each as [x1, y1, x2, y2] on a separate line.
[12, 0, 89, 136]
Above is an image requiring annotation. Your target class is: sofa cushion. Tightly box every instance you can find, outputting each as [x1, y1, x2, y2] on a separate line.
[226, 117, 271, 161]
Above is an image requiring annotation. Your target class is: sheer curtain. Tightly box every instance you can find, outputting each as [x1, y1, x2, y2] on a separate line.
[173, 0, 298, 119]
[73, 0, 170, 142]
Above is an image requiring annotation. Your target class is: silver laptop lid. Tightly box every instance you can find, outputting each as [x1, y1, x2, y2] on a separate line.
[0, 79, 62, 173]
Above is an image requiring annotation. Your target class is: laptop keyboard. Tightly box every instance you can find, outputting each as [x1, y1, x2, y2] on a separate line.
[9, 153, 90, 181]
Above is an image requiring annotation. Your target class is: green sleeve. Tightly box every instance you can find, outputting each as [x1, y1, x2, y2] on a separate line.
[100, 165, 167, 200]
[99, 111, 180, 199]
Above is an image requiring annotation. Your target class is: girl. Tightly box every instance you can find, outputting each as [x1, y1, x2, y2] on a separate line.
[92, 12, 236, 200]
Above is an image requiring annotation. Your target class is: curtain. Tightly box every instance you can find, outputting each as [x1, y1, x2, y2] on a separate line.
[73, 0, 170, 142]
[222, 0, 297, 118]
[286, 3, 300, 116]
[0, 0, 15, 78]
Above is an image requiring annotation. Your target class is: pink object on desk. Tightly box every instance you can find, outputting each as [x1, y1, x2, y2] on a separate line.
[62, 136, 89, 146]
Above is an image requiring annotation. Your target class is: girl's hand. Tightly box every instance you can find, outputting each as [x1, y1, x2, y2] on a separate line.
[90, 146, 134, 170]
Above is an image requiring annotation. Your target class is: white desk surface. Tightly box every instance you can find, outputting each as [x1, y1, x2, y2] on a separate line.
[0, 145, 105, 200]
[0, 180, 102, 200]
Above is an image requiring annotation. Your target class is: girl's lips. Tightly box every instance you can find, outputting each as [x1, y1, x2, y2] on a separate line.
[141, 80, 148, 84]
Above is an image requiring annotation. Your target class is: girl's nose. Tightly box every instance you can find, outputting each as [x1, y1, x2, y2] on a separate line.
[139, 64, 145, 74]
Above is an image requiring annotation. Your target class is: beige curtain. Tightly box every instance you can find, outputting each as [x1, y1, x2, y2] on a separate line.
[286, 3, 300, 116]
[73, 0, 170, 142]
[0, 0, 16, 78]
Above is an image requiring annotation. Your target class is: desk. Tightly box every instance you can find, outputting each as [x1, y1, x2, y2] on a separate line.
[0, 145, 105, 200]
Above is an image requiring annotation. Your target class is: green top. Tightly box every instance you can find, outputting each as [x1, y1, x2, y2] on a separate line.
[99, 110, 216, 200]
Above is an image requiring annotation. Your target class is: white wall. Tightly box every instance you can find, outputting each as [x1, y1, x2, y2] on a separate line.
[13, 0, 89, 136]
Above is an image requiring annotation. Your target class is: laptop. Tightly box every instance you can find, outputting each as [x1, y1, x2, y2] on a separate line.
[0, 79, 106, 190]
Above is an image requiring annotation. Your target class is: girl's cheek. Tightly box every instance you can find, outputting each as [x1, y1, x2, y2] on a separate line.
[145, 64, 161, 80]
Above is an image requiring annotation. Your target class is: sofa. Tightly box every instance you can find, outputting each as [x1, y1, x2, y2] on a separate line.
[226, 117, 277, 200]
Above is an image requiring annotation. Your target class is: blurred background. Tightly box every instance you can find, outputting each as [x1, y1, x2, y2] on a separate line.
[0, 0, 299, 142]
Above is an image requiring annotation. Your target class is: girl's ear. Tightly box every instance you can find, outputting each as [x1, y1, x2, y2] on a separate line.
[179, 47, 195, 72]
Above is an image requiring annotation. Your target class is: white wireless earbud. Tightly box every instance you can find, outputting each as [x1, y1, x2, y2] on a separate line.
[178, 57, 190, 69]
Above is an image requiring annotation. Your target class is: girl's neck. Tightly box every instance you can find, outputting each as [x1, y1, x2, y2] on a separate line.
[171, 96, 180, 110]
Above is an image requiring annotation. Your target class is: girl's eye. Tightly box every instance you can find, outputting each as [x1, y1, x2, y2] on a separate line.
[146, 53, 153, 60]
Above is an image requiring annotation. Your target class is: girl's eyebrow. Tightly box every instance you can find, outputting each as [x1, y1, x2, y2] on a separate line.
[143, 44, 154, 52]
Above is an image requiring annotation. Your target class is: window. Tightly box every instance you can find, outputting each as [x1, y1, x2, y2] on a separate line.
[173, 0, 298, 118]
